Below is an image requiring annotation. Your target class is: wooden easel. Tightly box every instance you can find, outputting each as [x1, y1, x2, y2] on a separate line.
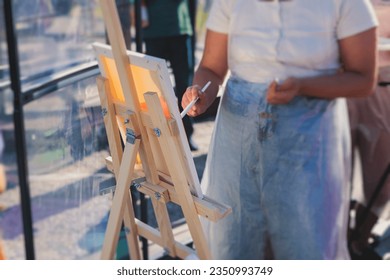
[95, 0, 231, 260]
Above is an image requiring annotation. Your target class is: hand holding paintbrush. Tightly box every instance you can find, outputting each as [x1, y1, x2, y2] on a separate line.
[180, 81, 211, 118]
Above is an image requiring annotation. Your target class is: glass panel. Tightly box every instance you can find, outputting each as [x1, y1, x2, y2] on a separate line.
[0, 0, 209, 259]
[12, 0, 106, 90]
[0, 0, 8, 85]
[0, 0, 23, 261]
[22, 76, 112, 259]
[0, 91, 21, 260]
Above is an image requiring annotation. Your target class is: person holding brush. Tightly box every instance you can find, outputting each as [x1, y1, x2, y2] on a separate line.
[182, 0, 378, 259]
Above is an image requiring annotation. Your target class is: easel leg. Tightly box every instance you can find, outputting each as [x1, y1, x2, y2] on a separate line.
[123, 195, 142, 259]
[151, 198, 176, 258]
[101, 139, 141, 260]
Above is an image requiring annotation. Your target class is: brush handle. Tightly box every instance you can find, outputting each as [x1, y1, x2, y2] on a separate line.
[180, 81, 211, 118]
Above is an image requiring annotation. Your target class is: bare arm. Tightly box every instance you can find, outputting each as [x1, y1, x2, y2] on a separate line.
[267, 27, 378, 104]
[182, 30, 228, 116]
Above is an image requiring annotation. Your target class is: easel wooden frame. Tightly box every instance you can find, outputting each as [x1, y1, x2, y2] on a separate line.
[94, 0, 231, 260]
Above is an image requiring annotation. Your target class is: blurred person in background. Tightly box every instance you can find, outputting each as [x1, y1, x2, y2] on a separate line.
[0, 129, 6, 259]
[116, 0, 133, 49]
[106, 0, 133, 49]
[141, 0, 198, 151]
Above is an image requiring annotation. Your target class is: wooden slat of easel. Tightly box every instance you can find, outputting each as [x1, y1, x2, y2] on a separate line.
[98, 0, 159, 185]
[98, 75, 212, 259]
[98, 0, 158, 260]
[98, 76, 143, 260]
[100, 131, 141, 259]
[104, 157, 231, 222]
[98, 73, 232, 259]
[150, 198, 176, 257]
[144, 92, 211, 259]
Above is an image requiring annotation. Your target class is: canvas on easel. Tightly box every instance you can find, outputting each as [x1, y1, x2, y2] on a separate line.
[93, 0, 231, 260]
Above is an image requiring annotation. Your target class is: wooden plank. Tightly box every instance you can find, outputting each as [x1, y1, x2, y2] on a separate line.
[99, 74, 142, 259]
[105, 156, 231, 222]
[113, 102, 133, 121]
[156, 65, 202, 198]
[140, 111, 179, 138]
[158, 180, 232, 222]
[196, 196, 232, 222]
[168, 119, 179, 137]
[98, 0, 159, 185]
[135, 220, 195, 259]
[151, 198, 177, 257]
[140, 111, 154, 130]
[140, 179, 231, 222]
[144, 92, 211, 259]
[144, 125, 169, 175]
[100, 138, 141, 259]
[105, 156, 115, 173]
[123, 192, 142, 259]
[97, 76, 123, 177]
[137, 182, 170, 204]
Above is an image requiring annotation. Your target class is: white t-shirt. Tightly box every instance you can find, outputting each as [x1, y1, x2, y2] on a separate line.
[206, 0, 378, 83]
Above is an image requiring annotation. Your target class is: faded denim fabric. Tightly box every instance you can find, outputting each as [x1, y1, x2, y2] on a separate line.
[201, 76, 351, 259]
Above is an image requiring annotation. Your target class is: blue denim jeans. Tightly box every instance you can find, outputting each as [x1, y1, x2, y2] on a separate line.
[201, 76, 351, 259]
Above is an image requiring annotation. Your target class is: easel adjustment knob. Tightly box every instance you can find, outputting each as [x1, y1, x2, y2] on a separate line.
[153, 128, 161, 137]
[101, 107, 108, 117]
[126, 128, 139, 144]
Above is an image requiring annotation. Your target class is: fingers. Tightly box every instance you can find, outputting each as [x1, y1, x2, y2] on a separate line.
[182, 85, 200, 107]
[266, 80, 279, 104]
[181, 85, 203, 117]
[266, 78, 299, 104]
